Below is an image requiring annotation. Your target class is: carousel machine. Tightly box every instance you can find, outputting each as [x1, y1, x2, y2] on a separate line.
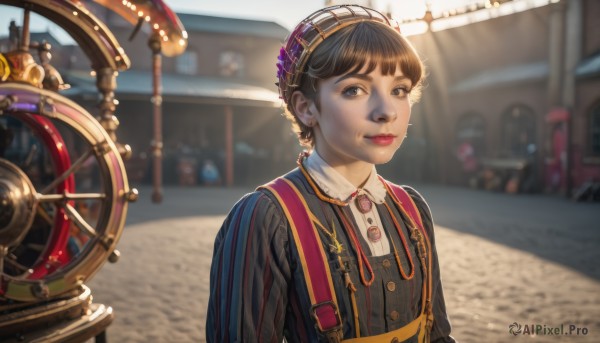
[0, 0, 186, 341]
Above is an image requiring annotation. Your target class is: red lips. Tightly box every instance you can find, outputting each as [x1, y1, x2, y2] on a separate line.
[367, 134, 396, 146]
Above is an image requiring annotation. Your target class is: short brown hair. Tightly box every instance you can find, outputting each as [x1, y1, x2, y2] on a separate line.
[284, 22, 425, 148]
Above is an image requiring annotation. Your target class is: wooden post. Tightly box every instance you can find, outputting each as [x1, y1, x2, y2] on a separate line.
[21, 9, 30, 51]
[562, 0, 582, 197]
[547, 1, 566, 108]
[149, 33, 163, 203]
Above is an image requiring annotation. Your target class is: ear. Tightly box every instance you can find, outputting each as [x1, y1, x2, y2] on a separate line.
[290, 90, 318, 127]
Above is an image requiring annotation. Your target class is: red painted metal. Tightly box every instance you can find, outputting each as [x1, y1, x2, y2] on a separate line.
[13, 113, 75, 279]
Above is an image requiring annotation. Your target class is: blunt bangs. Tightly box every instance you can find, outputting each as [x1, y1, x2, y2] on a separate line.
[303, 21, 424, 93]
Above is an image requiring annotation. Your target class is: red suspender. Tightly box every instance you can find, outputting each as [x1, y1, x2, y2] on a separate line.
[260, 178, 343, 339]
[379, 177, 428, 238]
[262, 176, 431, 341]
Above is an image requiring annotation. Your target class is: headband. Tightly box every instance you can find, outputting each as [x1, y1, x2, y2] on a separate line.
[276, 5, 401, 104]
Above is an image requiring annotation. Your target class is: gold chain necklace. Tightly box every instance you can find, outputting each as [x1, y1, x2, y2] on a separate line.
[310, 213, 343, 254]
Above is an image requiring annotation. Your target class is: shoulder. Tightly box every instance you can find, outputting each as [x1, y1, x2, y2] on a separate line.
[401, 185, 437, 243]
[379, 178, 433, 222]
[231, 168, 306, 216]
[233, 189, 287, 225]
[233, 188, 280, 211]
[380, 178, 436, 236]
[254, 168, 314, 203]
[401, 186, 433, 221]
[217, 189, 289, 247]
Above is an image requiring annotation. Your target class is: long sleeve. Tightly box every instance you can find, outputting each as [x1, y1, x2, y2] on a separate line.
[405, 186, 457, 343]
[206, 191, 291, 343]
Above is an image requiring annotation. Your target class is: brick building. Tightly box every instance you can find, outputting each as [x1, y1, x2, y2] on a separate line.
[397, 0, 600, 196]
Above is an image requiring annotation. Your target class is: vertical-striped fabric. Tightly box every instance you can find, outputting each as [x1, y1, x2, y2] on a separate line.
[206, 169, 455, 343]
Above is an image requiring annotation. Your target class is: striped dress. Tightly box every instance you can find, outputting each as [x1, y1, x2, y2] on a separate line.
[206, 168, 455, 342]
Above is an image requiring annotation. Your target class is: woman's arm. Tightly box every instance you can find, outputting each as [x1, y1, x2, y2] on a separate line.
[206, 192, 291, 342]
[405, 186, 457, 343]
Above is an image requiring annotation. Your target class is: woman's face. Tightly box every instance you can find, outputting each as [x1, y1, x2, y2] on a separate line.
[310, 64, 413, 168]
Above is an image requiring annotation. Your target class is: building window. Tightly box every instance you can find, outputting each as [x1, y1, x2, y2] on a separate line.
[501, 105, 536, 158]
[175, 50, 197, 75]
[456, 112, 486, 155]
[591, 104, 600, 156]
[219, 51, 244, 77]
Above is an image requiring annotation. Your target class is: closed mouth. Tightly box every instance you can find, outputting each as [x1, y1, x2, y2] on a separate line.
[366, 135, 397, 146]
[366, 134, 397, 139]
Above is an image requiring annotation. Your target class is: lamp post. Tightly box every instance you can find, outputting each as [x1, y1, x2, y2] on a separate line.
[149, 33, 163, 203]
[108, 0, 188, 203]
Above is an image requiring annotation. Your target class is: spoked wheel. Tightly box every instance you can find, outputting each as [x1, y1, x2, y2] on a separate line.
[0, 82, 137, 302]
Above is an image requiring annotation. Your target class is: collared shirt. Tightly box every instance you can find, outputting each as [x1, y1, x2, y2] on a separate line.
[304, 151, 391, 256]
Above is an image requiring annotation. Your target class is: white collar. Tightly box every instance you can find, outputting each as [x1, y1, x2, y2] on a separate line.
[303, 151, 387, 204]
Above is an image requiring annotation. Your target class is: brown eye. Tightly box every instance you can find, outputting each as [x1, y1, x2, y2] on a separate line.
[342, 86, 360, 97]
[392, 87, 409, 97]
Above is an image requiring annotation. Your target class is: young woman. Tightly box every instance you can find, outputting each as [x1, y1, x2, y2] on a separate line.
[207, 5, 455, 343]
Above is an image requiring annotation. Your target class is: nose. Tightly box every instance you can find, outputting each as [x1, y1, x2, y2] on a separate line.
[371, 93, 397, 123]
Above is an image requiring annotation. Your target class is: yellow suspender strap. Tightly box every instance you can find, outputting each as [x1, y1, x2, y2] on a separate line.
[260, 178, 343, 341]
[342, 313, 427, 343]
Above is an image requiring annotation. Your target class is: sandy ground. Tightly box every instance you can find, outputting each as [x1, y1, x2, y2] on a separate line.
[86, 185, 600, 343]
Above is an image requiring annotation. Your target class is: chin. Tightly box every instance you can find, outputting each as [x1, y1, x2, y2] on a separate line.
[369, 145, 400, 164]
[368, 152, 396, 165]
[373, 158, 394, 165]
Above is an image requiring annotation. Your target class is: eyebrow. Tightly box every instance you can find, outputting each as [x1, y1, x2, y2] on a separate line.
[334, 73, 410, 84]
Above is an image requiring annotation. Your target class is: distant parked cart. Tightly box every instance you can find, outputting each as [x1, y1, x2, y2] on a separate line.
[479, 157, 533, 193]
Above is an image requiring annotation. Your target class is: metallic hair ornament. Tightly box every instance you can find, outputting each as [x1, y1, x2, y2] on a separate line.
[276, 5, 401, 104]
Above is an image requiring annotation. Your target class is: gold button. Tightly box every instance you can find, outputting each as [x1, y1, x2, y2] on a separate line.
[382, 259, 391, 268]
[390, 310, 400, 321]
[387, 281, 396, 292]
[391, 337, 399, 343]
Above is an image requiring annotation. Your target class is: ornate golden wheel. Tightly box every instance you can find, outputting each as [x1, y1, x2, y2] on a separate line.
[0, 83, 137, 302]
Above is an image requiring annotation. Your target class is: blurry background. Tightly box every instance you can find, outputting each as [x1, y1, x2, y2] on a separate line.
[2, 0, 599, 200]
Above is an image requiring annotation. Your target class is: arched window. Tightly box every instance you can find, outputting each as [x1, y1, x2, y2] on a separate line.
[591, 103, 600, 156]
[501, 105, 536, 158]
